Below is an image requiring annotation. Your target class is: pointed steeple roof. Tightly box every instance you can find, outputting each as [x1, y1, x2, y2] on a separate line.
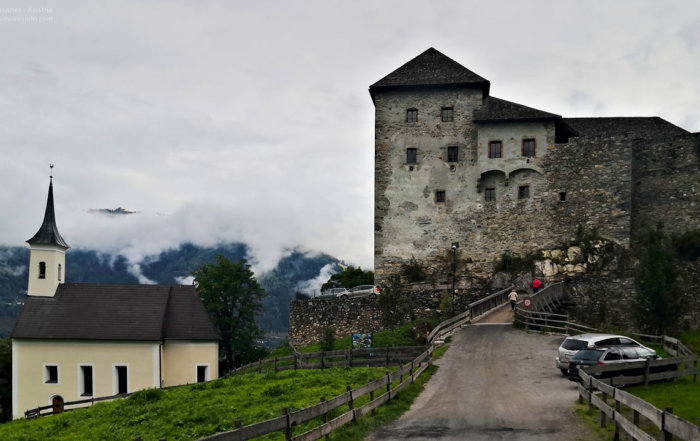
[27, 178, 69, 249]
[369, 48, 490, 101]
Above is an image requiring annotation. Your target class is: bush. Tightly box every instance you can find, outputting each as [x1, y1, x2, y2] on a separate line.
[321, 328, 335, 351]
[127, 388, 164, 405]
[401, 256, 427, 283]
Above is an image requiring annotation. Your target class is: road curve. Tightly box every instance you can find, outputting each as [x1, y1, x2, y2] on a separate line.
[366, 324, 596, 441]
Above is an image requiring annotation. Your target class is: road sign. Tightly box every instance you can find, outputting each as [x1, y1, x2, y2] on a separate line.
[523, 297, 533, 308]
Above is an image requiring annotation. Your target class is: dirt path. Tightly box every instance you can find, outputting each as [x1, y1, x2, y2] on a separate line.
[366, 324, 597, 440]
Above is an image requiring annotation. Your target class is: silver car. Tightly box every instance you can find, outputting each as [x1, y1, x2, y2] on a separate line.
[348, 285, 380, 297]
[317, 287, 350, 299]
[555, 333, 649, 375]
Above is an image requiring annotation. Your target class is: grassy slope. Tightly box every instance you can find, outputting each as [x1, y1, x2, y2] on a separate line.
[2, 321, 446, 441]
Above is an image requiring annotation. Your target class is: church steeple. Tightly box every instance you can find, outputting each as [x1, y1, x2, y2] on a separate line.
[26, 166, 69, 297]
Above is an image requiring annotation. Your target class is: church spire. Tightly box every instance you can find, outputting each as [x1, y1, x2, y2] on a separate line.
[26, 165, 69, 249]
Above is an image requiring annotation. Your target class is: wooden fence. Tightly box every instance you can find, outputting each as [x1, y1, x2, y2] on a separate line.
[577, 363, 700, 441]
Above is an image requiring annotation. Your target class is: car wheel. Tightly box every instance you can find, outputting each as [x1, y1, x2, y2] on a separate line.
[340, 294, 348, 299]
[370, 293, 377, 298]
[560, 368, 568, 376]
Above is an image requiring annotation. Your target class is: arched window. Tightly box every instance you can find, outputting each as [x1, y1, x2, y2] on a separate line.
[39, 262, 46, 279]
[58, 264, 62, 282]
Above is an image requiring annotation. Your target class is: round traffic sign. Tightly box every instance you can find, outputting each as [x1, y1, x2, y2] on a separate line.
[523, 297, 533, 308]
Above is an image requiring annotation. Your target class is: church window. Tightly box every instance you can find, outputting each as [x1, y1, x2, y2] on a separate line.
[406, 108, 418, 123]
[38, 262, 46, 279]
[485, 188, 496, 202]
[115, 366, 128, 394]
[441, 107, 453, 122]
[522, 138, 536, 157]
[488, 141, 502, 158]
[197, 365, 209, 383]
[518, 185, 530, 199]
[406, 148, 417, 164]
[436, 190, 446, 203]
[44, 365, 58, 383]
[447, 146, 459, 162]
[57, 264, 62, 282]
[80, 365, 93, 396]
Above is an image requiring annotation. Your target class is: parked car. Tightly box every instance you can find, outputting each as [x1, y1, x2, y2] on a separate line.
[555, 333, 649, 375]
[566, 346, 672, 382]
[348, 285, 380, 297]
[317, 287, 350, 299]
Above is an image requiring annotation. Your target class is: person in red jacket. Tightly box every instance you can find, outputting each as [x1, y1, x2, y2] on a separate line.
[532, 278, 542, 293]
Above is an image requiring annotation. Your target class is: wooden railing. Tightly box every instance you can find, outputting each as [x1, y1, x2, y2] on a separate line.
[467, 285, 513, 319]
[577, 357, 700, 441]
[198, 347, 434, 441]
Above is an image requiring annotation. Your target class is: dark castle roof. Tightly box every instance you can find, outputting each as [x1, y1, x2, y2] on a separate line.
[563, 117, 689, 138]
[369, 48, 490, 101]
[26, 180, 69, 249]
[474, 96, 561, 123]
[11, 284, 219, 341]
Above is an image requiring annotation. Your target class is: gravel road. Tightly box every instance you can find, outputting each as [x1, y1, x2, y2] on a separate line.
[367, 320, 598, 440]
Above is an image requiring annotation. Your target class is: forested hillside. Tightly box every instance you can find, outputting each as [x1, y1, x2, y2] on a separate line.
[0, 243, 340, 336]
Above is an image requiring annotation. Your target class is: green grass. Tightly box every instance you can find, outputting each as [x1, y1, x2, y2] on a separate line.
[627, 377, 700, 423]
[0, 368, 390, 441]
[680, 331, 700, 354]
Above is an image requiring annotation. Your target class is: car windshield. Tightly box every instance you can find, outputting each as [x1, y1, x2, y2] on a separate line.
[562, 339, 588, 350]
[572, 350, 602, 361]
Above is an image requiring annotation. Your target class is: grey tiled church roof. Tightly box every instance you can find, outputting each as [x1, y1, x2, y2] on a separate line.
[26, 182, 69, 249]
[474, 97, 561, 122]
[369, 48, 490, 99]
[11, 284, 219, 341]
[563, 117, 689, 138]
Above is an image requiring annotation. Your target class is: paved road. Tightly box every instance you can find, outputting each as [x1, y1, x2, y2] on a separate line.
[367, 313, 596, 440]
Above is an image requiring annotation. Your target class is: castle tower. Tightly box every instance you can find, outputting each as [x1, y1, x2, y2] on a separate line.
[26, 172, 69, 296]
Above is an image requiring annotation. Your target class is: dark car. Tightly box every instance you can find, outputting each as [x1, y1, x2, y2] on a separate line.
[567, 346, 672, 382]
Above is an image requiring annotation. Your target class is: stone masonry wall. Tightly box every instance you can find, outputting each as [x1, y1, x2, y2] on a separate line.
[631, 133, 700, 238]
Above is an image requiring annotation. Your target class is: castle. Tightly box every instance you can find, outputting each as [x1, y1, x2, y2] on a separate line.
[370, 48, 699, 284]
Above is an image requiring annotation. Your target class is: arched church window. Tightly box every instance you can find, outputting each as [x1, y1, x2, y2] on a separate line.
[58, 264, 62, 281]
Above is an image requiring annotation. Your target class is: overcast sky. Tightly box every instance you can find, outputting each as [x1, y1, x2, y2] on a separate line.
[1, 0, 699, 275]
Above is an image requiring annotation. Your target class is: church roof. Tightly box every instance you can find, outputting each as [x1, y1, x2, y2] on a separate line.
[11, 284, 219, 341]
[369, 48, 490, 100]
[26, 180, 69, 249]
[473, 96, 561, 122]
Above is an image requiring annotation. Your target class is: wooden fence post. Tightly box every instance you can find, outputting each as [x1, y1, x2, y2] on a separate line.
[399, 363, 404, 383]
[282, 407, 292, 441]
[587, 377, 593, 412]
[663, 407, 673, 441]
[385, 371, 391, 400]
[410, 361, 415, 384]
[644, 358, 650, 389]
[274, 356, 278, 373]
[385, 347, 390, 366]
[600, 391, 607, 428]
[320, 396, 330, 441]
[321, 351, 325, 371]
[369, 391, 375, 415]
[347, 385, 355, 422]
[294, 353, 298, 371]
[614, 391, 620, 441]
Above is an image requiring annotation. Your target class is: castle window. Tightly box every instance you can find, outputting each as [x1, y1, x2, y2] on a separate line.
[406, 148, 417, 164]
[38, 262, 46, 279]
[485, 188, 496, 202]
[436, 190, 446, 203]
[522, 138, 536, 157]
[447, 146, 459, 162]
[58, 264, 62, 282]
[44, 365, 59, 384]
[559, 191, 567, 202]
[488, 141, 502, 158]
[518, 185, 530, 199]
[441, 107, 453, 122]
[406, 108, 418, 123]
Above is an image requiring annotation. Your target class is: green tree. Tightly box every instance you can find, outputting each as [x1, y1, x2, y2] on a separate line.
[634, 226, 686, 334]
[193, 256, 267, 372]
[0, 338, 10, 422]
[321, 265, 374, 291]
[378, 274, 411, 346]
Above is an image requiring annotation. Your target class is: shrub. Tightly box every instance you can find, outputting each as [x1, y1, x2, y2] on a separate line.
[320, 328, 335, 351]
[127, 388, 164, 405]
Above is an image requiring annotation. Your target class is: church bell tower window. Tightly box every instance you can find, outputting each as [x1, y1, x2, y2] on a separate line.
[39, 262, 46, 279]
